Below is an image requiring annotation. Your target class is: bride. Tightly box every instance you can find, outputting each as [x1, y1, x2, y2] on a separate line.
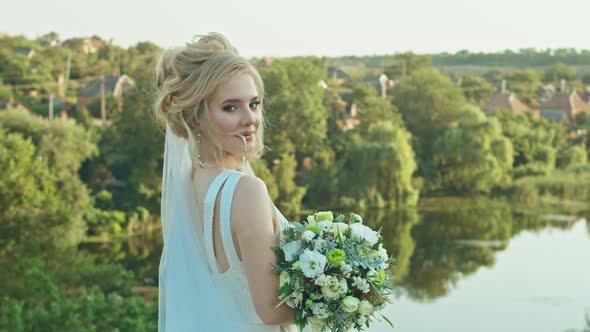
[154, 33, 297, 331]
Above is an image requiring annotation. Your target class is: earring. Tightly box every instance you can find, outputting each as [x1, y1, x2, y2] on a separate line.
[197, 133, 204, 164]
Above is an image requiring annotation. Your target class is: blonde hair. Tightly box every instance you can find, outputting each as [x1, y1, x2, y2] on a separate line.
[153, 32, 266, 174]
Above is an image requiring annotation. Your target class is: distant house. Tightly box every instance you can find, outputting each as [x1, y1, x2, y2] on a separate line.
[538, 90, 587, 124]
[0, 98, 31, 113]
[77, 74, 136, 111]
[62, 37, 104, 54]
[327, 66, 350, 84]
[361, 73, 394, 98]
[335, 100, 360, 132]
[13, 48, 36, 59]
[538, 84, 556, 104]
[482, 92, 532, 114]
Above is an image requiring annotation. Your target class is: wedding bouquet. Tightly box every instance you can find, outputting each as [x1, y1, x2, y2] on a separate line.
[273, 211, 395, 332]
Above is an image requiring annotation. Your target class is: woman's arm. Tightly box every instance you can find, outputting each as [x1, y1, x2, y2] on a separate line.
[232, 175, 294, 325]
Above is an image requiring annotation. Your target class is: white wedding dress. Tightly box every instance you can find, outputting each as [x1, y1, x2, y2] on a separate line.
[158, 126, 298, 331]
[159, 162, 295, 331]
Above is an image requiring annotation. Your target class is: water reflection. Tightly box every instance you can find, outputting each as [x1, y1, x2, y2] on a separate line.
[75, 196, 589, 331]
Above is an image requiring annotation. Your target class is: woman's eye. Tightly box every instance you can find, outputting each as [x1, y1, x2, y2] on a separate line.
[223, 105, 237, 112]
[249, 101, 260, 110]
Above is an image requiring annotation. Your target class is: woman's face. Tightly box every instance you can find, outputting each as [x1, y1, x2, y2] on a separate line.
[203, 72, 261, 164]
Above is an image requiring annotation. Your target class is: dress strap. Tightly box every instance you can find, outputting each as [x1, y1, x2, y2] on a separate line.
[219, 171, 244, 268]
[203, 170, 232, 273]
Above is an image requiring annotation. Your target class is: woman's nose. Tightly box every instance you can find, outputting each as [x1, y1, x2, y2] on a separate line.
[242, 106, 256, 125]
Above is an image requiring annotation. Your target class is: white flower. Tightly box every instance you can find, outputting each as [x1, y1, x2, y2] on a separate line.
[313, 238, 326, 251]
[352, 276, 371, 293]
[308, 316, 326, 330]
[377, 243, 389, 261]
[321, 276, 343, 300]
[307, 215, 318, 225]
[350, 223, 379, 246]
[299, 249, 327, 279]
[279, 271, 290, 288]
[358, 300, 374, 315]
[311, 303, 330, 319]
[314, 274, 330, 287]
[301, 230, 316, 242]
[286, 292, 302, 308]
[338, 277, 348, 294]
[331, 222, 349, 234]
[318, 219, 333, 232]
[350, 213, 363, 223]
[341, 296, 360, 313]
[356, 315, 367, 326]
[340, 263, 353, 277]
[282, 240, 302, 262]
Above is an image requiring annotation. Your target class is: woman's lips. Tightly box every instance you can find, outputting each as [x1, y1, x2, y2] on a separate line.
[235, 132, 254, 141]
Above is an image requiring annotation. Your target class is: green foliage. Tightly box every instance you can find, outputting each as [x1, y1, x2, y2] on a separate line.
[273, 153, 307, 217]
[0, 256, 156, 332]
[557, 144, 588, 169]
[0, 112, 97, 251]
[505, 69, 541, 107]
[490, 111, 568, 169]
[459, 74, 495, 107]
[259, 57, 328, 160]
[393, 68, 467, 181]
[384, 52, 432, 79]
[433, 105, 514, 193]
[338, 120, 419, 208]
[543, 63, 577, 83]
[96, 91, 164, 212]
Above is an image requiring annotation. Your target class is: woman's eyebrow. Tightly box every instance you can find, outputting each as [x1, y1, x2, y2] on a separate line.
[221, 96, 259, 103]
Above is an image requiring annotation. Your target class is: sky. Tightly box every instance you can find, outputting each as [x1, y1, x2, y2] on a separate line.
[3, 0, 590, 58]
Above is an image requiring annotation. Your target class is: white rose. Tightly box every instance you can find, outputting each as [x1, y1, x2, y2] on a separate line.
[331, 222, 349, 234]
[377, 243, 389, 261]
[299, 249, 327, 279]
[307, 215, 318, 225]
[307, 316, 325, 332]
[318, 219, 333, 232]
[341, 296, 360, 313]
[320, 276, 343, 300]
[358, 300, 374, 315]
[350, 223, 379, 246]
[282, 240, 302, 262]
[301, 230, 316, 242]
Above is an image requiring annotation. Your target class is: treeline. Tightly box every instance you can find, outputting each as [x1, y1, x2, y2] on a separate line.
[327, 48, 590, 72]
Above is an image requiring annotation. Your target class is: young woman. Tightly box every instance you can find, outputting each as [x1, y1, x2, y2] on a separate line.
[154, 33, 296, 331]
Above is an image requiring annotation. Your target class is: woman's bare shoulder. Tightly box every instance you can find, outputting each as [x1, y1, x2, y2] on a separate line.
[232, 175, 273, 229]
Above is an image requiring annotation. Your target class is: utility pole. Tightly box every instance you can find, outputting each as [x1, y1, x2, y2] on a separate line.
[49, 93, 54, 120]
[100, 73, 106, 122]
[64, 54, 71, 97]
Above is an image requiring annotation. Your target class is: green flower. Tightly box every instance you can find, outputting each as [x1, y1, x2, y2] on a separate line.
[306, 224, 321, 236]
[315, 211, 334, 222]
[326, 249, 347, 267]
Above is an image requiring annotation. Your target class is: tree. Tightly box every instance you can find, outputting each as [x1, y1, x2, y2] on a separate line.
[433, 105, 513, 193]
[259, 58, 328, 162]
[393, 68, 467, 182]
[459, 74, 495, 107]
[543, 63, 577, 83]
[384, 52, 432, 80]
[0, 112, 97, 250]
[338, 120, 419, 208]
[505, 69, 541, 108]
